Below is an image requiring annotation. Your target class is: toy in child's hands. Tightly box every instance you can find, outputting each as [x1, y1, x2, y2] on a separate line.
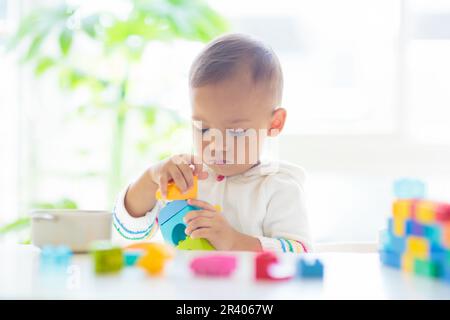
[156, 176, 220, 250]
[190, 254, 237, 277]
[156, 176, 198, 200]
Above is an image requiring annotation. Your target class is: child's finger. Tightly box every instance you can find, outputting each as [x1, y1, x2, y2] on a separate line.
[189, 154, 209, 180]
[184, 210, 215, 223]
[185, 217, 213, 235]
[168, 166, 188, 192]
[187, 198, 218, 211]
[159, 174, 168, 197]
[190, 228, 211, 240]
[177, 163, 195, 190]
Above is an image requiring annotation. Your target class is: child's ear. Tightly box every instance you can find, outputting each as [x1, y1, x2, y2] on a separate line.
[268, 107, 286, 137]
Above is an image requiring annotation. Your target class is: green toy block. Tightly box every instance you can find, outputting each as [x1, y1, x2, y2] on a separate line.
[413, 258, 442, 278]
[176, 236, 214, 251]
[90, 241, 124, 274]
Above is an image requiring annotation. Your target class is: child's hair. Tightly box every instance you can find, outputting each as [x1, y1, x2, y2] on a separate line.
[189, 33, 283, 104]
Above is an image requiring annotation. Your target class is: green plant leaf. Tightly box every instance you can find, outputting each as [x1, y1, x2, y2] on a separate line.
[0, 217, 31, 235]
[35, 56, 56, 75]
[59, 28, 73, 56]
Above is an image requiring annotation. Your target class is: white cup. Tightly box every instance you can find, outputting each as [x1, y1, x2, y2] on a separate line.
[30, 210, 112, 253]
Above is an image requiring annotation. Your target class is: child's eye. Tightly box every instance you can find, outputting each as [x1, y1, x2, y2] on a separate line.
[201, 128, 210, 134]
[227, 128, 247, 137]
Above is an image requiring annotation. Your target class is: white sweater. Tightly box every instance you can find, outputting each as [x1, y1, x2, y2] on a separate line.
[112, 160, 311, 253]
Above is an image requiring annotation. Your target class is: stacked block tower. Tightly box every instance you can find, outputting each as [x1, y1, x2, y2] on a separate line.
[380, 179, 450, 282]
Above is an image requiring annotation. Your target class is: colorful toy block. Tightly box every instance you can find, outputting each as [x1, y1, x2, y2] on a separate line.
[40, 245, 72, 271]
[90, 241, 123, 274]
[123, 249, 144, 266]
[190, 254, 237, 277]
[297, 258, 324, 279]
[380, 179, 450, 284]
[158, 200, 215, 250]
[414, 259, 442, 278]
[177, 236, 215, 250]
[393, 178, 425, 199]
[380, 249, 401, 269]
[136, 243, 174, 276]
[255, 251, 292, 281]
[155, 176, 198, 200]
[406, 236, 429, 260]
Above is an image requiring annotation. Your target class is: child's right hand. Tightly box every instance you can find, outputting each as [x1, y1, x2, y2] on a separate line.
[149, 154, 208, 198]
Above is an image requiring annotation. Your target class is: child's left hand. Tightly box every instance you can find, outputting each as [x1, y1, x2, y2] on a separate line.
[183, 199, 239, 251]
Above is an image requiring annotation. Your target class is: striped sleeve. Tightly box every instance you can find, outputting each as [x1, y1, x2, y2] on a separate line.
[257, 236, 309, 253]
[112, 186, 160, 241]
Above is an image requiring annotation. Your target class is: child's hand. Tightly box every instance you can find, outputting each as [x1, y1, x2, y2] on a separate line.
[149, 154, 208, 197]
[183, 199, 240, 251]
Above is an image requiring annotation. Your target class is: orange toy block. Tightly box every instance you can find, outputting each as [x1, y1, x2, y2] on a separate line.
[406, 236, 429, 260]
[136, 243, 174, 276]
[155, 176, 198, 200]
[415, 201, 436, 224]
[443, 222, 450, 248]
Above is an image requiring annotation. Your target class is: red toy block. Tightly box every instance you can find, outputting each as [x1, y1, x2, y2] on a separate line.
[255, 251, 292, 281]
[436, 203, 450, 222]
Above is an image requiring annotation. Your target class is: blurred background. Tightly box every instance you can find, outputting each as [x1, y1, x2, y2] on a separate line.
[1, 0, 450, 246]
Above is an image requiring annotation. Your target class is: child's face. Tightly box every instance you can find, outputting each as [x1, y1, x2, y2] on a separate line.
[190, 69, 284, 177]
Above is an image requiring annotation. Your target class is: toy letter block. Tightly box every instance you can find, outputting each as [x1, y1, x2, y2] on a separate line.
[255, 251, 292, 281]
[190, 254, 237, 277]
[406, 236, 429, 260]
[90, 241, 123, 274]
[136, 243, 174, 276]
[177, 236, 214, 250]
[380, 250, 401, 269]
[415, 201, 436, 224]
[401, 253, 415, 273]
[393, 200, 413, 220]
[40, 245, 73, 272]
[394, 178, 425, 199]
[436, 204, 450, 222]
[156, 176, 198, 200]
[123, 249, 144, 267]
[158, 200, 215, 250]
[413, 259, 442, 278]
[297, 258, 324, 279]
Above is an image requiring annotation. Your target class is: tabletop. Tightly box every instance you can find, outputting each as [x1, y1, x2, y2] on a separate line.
[1, 244, 449, 300]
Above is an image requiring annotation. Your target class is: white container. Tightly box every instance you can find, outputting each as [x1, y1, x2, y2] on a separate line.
[30, 210, 112, 253]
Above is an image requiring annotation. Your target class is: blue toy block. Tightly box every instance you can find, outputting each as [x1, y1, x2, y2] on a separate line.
[40, 245, 72, 272]
[424, 224, 443, 245]
[123, 250, 143, 266]
[393, 178, 425, 199]
[297, 258, 324, 279]
[379, 249, 401, 269]
[406, 219, 425, 237]
[382, 226, 406, 254]
[159, 200, 201, 246]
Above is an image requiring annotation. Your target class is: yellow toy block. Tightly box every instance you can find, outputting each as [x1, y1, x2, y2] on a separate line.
[406, 236, 429, 260]
[155, 176, 198, 200]
[392, 200, 412, 219]
[393, 216, 406, 237]
[415, 201, 436, 224]
[401, 253, 414, 273]
[136, 243, 174, 276]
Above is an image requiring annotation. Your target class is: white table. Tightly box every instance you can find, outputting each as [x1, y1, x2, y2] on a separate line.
[1, 244, 449, 299]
